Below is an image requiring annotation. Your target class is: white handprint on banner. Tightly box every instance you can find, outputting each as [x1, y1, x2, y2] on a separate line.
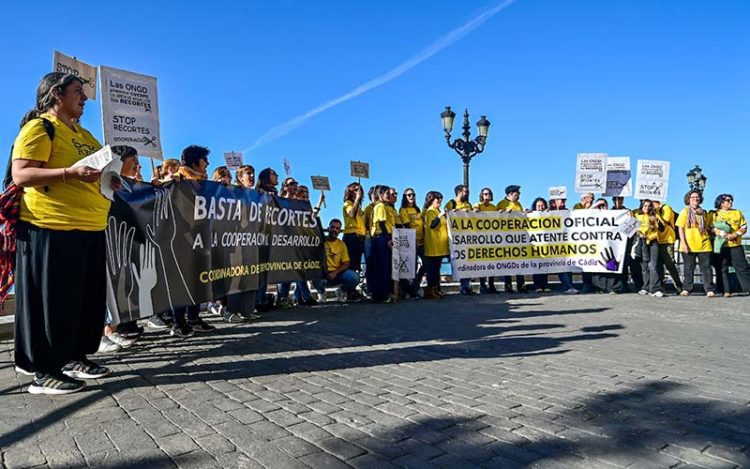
[105, 216, 136, 319]
[132, 242, 157, 317]
[146, 186, 196, 311]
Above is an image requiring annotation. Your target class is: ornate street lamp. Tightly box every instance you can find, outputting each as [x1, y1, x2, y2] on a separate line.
[441, 106, 491, 189]
[686, 165, 707, 192]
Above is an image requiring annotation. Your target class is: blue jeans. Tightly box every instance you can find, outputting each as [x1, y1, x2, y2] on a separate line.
[276, 282, 292, 302]
[293, 281, 312, 302]
[558, 272, 574, 290]
[315, 270, 359, 296]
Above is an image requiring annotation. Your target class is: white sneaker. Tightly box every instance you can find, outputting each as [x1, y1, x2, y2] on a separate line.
[564, 288, 579, 295]
[107, 332, 135, 348]
[207, 301, 223, 316]
[15, 366, 34, 376]
[335, 287, 346, 302]
[97, 336, 121, 354]
[317, 292, 327, 305]
[638, 289, 649, 296]
[650, 291, 664, 298]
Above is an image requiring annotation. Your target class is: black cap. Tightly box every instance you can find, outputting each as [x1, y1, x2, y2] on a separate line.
[505, 185, 521, 195]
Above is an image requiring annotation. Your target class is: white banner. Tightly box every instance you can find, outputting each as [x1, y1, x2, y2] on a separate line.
[100, 66, 162, 159]
[448, 210, 632, 278]
[575, 153, 608, 193]
[604, 156, 632, 197]
[391, 228, 416, 281]
[634, 159, 670, 201]
[53, 51, 98, 100]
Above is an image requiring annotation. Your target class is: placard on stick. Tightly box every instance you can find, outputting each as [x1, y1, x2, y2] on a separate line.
[310, 176, 330, 191]
[223, 151, 244, 170]
[350, 161, 369, 179]
[604, 156, 632, 197]
[100, 66, 162, 159]
[53, 50, 97, 100]
[575, 153, 608, 193]
[548, 186, 567, 200]
[634, 159, 670, 202]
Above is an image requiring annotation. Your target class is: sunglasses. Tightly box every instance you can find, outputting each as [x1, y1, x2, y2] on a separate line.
[405, 193, 415, 197]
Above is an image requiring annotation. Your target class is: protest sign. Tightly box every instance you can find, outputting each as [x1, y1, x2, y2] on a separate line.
[223, 151, 244, 169]
[575, 153, 608, 193]
[100, 66, 163, 159]
[548, 186, 567, 200]
[106, 181, 326, 324]
[604, 156, 632, 197]
[350, 161, 370, 178]
[53, 50, 97, 100]
[391, 228, 417, 281]
[634, 160, 670, 201]
[310, 176, 330, 191]
[447, 210, 631, 279]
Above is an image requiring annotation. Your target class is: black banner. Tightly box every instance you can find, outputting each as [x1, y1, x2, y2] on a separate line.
[106, 180, 325, 323]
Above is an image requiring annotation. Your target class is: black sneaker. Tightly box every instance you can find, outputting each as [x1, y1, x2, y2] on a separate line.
[147, 314, 169, 330]
[188, 318, 216, 333]
[171, 321, 195, 338]
[240, 311, 261, 320]
[118, 321, 145, 338]
[223, 311, 244, 323]
[62, 359, 111, 380]
[28, 373, 85, 395]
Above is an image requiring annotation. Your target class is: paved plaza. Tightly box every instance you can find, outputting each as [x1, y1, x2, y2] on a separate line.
[1, 292, 749, 468]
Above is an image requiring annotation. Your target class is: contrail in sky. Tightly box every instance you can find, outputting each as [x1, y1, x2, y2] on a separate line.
[243, 0, 516, 153]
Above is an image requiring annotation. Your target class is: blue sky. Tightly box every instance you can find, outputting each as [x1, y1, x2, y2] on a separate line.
[1, 0, 748, 218]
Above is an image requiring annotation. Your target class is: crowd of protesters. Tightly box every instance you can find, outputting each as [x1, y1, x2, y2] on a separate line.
[3, 73, 749, 395]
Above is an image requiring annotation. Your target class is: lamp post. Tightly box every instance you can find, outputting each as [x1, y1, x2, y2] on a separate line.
[441, 106, 490, 189]
[686, 165, 707, 193]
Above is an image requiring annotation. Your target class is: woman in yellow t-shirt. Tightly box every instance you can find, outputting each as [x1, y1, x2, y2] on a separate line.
[676, 190, 715, 296]
[368, 186, 398, 302]
[11, 73, 121, 395]
[342, 182, 365, 272]
[711, 194, 750, 295]
[399, 188, 423, 298]
[474, 187, 499, 294]
[635, 199, 665, 296]
[422, 191, 449, 299]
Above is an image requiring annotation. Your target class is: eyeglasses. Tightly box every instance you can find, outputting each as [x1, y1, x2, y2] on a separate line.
[482, 192, 491, 196]
[723, 197, 733, 202]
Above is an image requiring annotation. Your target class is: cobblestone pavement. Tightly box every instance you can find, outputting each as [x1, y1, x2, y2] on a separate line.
[1, 292, 749, 468]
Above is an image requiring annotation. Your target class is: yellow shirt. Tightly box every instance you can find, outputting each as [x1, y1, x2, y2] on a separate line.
[712, 209, 747, 248]
[444, 199, 472, 212]
[371, 202, 397, 236]
[324, 238, 350, 272]
[363, 203, 375, 233]
[497, 199, 523, 212]
[342, 200, 365, 236]
[675, 207, 712, 253]
[474, 202, 498, 212]
[423, 207, 449, 257]
[635, 212, 660, 243]
[573, 202, 588, 210]
[12, 114, 109, 231]
[656, 204, 676, 245]
[399, 206, 424, 246]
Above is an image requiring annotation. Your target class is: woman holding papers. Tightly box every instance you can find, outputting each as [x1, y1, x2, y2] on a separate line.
[10, 73, 120, 395]
[422, 191, 449, 299]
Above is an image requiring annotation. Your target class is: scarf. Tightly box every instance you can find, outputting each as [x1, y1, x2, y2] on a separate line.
[686, 206, 706, 235]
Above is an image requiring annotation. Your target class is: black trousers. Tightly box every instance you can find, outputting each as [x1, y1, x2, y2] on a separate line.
[14, 221, 106, 375]
[343, 233, 365, 272]
[682, 252, 715, 294]
[424, 256, 445, 287]
[720, 245, 750, 292]
[657, 244, 682, 291]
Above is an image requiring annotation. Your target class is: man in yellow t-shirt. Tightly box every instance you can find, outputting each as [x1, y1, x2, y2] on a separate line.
[315, 219, 360, 302]
[497, 185, 526, 292]
[445, 184, 474, 294]
[675, 190, 715, 296]
[652, 200, 683, 292]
